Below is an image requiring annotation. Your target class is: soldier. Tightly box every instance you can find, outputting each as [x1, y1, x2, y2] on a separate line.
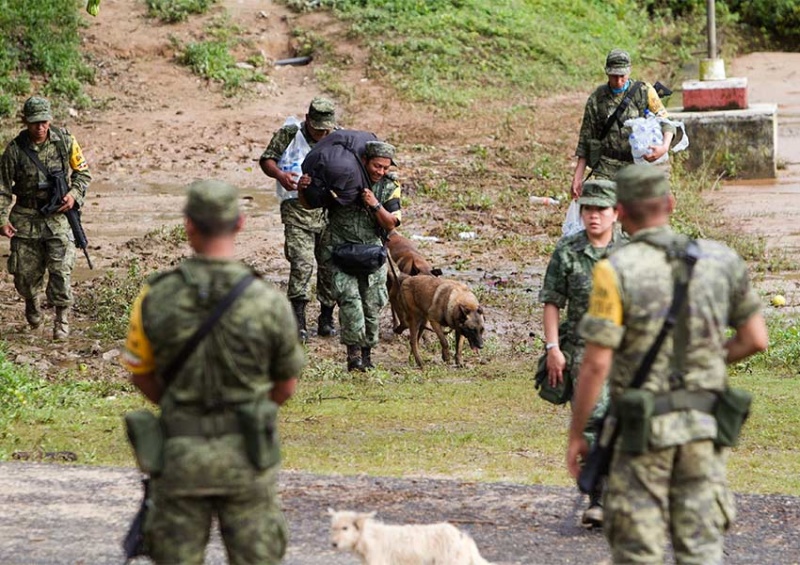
[312, 141, 401, 371]
[0, 96, 91, 339]
[571, 49, 675, 199]
[259, 97, 338, 343]
[567, 165, 768, 563]
[121, 179, 305, 564]
[539, 179, 625, 527]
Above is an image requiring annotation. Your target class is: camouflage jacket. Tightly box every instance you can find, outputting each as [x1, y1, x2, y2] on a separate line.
[260, 121, 326, 230]
[578, 226, 762, 447]
[575, 80, 676, 180]
[539, 228, 627, 346]
[123, 257, 306, 411]
[0, 127, 91, 238]
[327, 174, 402, 248]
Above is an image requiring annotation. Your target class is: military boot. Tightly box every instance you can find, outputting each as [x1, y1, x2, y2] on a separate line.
[581, 486, 604, 528]
[317, 304, 336, 337]
[291, 299, 308, 344]
[361, 346, 375, 370]
[346, 344, 364, 372]
[53, 307, 70, 340]
[25, 297, 42, 329]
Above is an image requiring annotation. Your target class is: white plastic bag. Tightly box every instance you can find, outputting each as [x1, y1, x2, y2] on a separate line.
[625, 114, 689, 166]
[561, 199, 584, 238]
[275, 116, 311, 201]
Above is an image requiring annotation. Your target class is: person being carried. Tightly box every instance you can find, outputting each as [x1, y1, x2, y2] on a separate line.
[121, 179, 305, 565]
[567, 165, 768, 563]
[259, 97, 338, 342]
[300, 141, 401, 372]
[571, 49, 675, 199]
[539, 179, 626, 527]
[0, 96, 91, 340]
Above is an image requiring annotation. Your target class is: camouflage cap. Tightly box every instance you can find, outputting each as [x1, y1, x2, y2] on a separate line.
[364, 141, 396, 163]
[615, 165, 670, 203]
[605, 49, 632, 76]
[184, 179, 241, 224]
[23, 96, 53, 123]
[307, 97, 336, 131]
[578, 179, 617, 207]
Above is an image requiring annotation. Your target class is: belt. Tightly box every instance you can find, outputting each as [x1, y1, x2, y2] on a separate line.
[652, 389, 718, 416]
[603, 148, 634, 163]
[14, 196, 48, 211]
[162, 412, 241, 438]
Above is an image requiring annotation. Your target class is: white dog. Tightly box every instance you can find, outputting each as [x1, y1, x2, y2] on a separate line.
[328, 509, 492, 565]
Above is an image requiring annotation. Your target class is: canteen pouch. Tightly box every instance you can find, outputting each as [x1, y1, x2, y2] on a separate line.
[617, 389, 654, 454]
[237, 397, 281, 471]
[534, 349, 573, 405]
[124, 410, 165, 476]
[714, 387, 752, 447]
[587, 139, 603, 169]
[332, 243, 387, 276]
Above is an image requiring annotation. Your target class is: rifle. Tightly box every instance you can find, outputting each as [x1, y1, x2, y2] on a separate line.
[654, 81, 673, 99]
[38, 171, 94, 269]
[18, 140, 95, 269]
[122, 477, 150, 562]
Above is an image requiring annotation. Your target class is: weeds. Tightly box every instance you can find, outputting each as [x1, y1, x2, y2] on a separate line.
[175, 15, 269, 96]
[0, 0, 93, 114]
[74, 260, 147, 340]
[146, 0, 216, 23]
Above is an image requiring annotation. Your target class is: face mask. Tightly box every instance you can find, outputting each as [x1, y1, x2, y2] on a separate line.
[611, 79, 631, 95]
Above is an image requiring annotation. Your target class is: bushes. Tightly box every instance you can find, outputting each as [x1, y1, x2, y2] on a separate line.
[0, 0, 92, 114]
[728, 0, 800, 46]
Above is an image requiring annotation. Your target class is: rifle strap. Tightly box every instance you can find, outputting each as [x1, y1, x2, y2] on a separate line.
[629, 240, 700, 390]
[161, 274, 256, 385]
[19, 141, 58, 179]
[598, 80, 644, 141]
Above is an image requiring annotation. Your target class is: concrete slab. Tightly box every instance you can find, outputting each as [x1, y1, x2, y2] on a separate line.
[682, 77, 748, 110]
[669, 103, 777, 178]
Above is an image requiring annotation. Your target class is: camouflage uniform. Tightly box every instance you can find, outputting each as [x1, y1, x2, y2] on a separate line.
[539, 227, 625, 445]
[579, 224, 761, 563]
[326, 174, 401, 349]
[122, 257, 305, 565]
[261, 121, 335, 309]
[575, 50, 675, 181]
[0, 116, 90, 314]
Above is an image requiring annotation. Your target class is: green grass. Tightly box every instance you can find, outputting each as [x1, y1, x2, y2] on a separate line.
[0, 0, 93, 116]
[174, 14, 269, 96]
[146, 0, 216, 23]
[286, 0, 704, 109]
[0, 348, 147, 464]
[1, 348, 797, 494]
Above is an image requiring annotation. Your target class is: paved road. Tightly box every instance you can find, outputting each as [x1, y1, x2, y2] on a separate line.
[1, 462, 799, 565]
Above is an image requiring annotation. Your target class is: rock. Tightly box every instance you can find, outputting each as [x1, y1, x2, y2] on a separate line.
[102, 348, 120, 361]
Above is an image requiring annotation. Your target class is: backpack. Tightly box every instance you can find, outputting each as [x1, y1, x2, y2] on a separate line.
[301, 129, 378, 208]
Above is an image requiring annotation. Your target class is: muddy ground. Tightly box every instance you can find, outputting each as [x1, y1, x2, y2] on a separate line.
[1, 1, 800, 563]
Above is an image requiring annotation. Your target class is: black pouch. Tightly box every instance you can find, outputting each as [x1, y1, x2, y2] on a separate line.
[714, 387, 752, 447]
[332, 243, 387, 276]
[587, 139, 603, 169]
[124, 410, 165, 476]
[237, 397, 281, 471]
[534, 349, 572, 405]
[617, 389, 654, 454]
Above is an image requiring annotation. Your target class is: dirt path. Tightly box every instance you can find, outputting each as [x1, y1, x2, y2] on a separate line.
[2, 462, 799, 565]
[2, 1, 800, 564]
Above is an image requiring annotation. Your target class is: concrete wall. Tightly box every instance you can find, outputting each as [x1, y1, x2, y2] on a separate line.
[668, 103, 777, 179]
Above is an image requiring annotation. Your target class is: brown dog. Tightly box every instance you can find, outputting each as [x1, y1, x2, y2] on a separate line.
[385, 231, 442, 277]
[390, 271, 485, 368]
